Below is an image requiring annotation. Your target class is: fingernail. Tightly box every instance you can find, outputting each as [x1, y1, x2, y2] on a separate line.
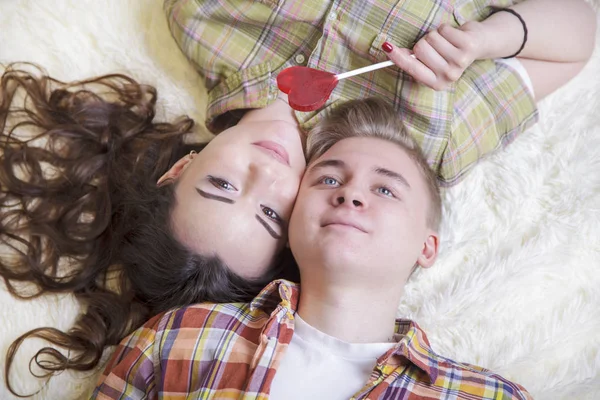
[382, 42, 394, 53]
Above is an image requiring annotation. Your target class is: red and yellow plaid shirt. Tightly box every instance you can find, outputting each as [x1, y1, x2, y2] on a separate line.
[92, 280, 532, 399]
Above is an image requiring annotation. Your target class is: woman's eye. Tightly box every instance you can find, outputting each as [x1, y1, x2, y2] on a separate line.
[377, 187, 394, 197]
[209, 176, 236, 191]
[261, 206, 281, 222]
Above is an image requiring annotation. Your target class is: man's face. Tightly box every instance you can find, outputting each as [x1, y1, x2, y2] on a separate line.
[289, 137, 438, 286]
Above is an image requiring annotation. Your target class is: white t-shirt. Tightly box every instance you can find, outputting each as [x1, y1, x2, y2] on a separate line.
[269, 314, 396, 400]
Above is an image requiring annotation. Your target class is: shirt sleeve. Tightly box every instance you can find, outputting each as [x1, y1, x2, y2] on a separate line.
[90, 314, 163, 400]
[453, 361, 535, 400]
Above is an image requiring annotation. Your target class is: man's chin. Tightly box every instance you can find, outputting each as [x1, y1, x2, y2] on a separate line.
[317, 246, 363, 270]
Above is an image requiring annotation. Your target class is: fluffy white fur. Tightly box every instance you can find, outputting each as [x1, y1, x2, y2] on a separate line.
[0, 1, 598, 399]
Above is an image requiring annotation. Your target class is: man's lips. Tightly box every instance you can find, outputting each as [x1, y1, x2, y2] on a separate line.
[321, 218, 368, 233]
[252, 141, 290, 166]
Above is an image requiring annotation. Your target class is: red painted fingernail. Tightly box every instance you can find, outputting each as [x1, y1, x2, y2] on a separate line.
[382, 42, 394, 53]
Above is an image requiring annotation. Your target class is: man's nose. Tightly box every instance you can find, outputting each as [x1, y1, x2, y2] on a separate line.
[333, 185, 367, 209]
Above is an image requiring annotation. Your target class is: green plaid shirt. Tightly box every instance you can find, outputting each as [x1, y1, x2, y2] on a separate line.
[165, 0, 538, 185]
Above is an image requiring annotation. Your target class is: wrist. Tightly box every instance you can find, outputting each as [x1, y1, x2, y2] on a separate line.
[460, 20, 489, 61]
[476, 9, 525, 60]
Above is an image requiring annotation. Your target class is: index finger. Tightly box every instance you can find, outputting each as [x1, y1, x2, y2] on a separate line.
[383, 43, 437, 88]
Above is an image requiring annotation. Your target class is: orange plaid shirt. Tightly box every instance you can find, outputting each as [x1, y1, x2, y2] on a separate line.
[92, 280, 532, 399]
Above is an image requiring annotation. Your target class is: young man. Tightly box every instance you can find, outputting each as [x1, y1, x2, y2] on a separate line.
[91, 99, 532, 399]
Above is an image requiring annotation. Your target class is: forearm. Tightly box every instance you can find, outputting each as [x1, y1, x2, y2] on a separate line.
[476, 0, 597, 62]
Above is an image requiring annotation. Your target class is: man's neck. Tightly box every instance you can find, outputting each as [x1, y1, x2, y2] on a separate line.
[296, 274, 401, 344]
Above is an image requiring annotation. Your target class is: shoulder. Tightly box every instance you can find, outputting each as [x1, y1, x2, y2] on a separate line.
[148, 302, 268, 384]
[110, 302, 255, 354]
[150, 301, 268, 351]
[151, 300, 267, 336]
[151, 279, 295, 334]
[436, 357, 533, 399]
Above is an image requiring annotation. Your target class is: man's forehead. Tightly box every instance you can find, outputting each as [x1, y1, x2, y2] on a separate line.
[308, 137, 412, 170]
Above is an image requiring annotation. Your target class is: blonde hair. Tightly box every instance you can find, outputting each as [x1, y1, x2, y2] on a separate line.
[307, 98, 442, 230]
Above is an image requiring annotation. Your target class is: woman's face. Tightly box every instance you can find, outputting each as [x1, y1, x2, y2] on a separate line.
[168, 118, 306, 279]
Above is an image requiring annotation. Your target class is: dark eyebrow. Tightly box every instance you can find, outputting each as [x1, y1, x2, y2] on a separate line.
[196, 188, 235, 204]
[255, 215, 282, 240]
[375, 167, 411, 189]
[309, 159, 346, 172]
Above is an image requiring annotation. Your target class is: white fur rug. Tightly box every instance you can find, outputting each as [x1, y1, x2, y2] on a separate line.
[0, 1, 598, 399]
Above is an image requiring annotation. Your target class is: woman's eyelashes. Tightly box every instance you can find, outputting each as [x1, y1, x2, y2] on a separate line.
[261, 205, 283, 224]
[206, 176, 284, 225]
[208, 176, 237, 191]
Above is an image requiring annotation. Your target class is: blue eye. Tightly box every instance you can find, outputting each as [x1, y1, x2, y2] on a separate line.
[209, 176, 236, 191]
[321, 177, 339, 186]
[261, 206, 281, 222]
[377, 187, 394, 197]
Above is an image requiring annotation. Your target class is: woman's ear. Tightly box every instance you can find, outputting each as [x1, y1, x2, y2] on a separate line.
[416, 230, 439, 268]
[157, 152, 196, 187]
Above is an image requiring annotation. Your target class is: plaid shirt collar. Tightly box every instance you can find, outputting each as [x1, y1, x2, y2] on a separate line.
[250, 279, 440, 384]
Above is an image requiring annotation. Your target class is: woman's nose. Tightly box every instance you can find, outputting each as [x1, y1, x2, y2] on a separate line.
[249, 161, 279, 184]
[248, 161, 298, 200]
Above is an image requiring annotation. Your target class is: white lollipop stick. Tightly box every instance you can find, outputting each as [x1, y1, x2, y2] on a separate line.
[335, 61, 394, 80]
[335, 54, 416, 81]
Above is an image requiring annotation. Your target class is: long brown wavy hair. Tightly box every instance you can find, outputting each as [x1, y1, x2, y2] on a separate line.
[0, 64, 297, 397]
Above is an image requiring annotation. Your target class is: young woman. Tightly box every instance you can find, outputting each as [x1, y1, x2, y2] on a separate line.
[0, 65, 303, 395]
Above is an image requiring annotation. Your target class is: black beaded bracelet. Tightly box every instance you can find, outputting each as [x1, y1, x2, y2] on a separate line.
[489, 7, 528, 59]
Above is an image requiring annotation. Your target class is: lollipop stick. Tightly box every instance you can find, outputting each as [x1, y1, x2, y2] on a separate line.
[335, 61, 394, 80]
[335, 54, 416, 81]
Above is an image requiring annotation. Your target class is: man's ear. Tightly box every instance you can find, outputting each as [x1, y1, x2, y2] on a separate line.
[157, 153, 195, 187]
[417, 230, 439, 268]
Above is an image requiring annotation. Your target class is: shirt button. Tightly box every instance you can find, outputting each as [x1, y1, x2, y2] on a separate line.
[294, 54, 306, 64]
[328, 12, 337, 21]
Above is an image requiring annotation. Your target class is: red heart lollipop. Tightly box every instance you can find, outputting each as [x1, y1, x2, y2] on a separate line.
[277, 66, 338, 112]
[277, 60, 399, 112]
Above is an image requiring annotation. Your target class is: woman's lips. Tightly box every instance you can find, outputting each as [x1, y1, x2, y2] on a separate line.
[252, 141, 290, 166]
